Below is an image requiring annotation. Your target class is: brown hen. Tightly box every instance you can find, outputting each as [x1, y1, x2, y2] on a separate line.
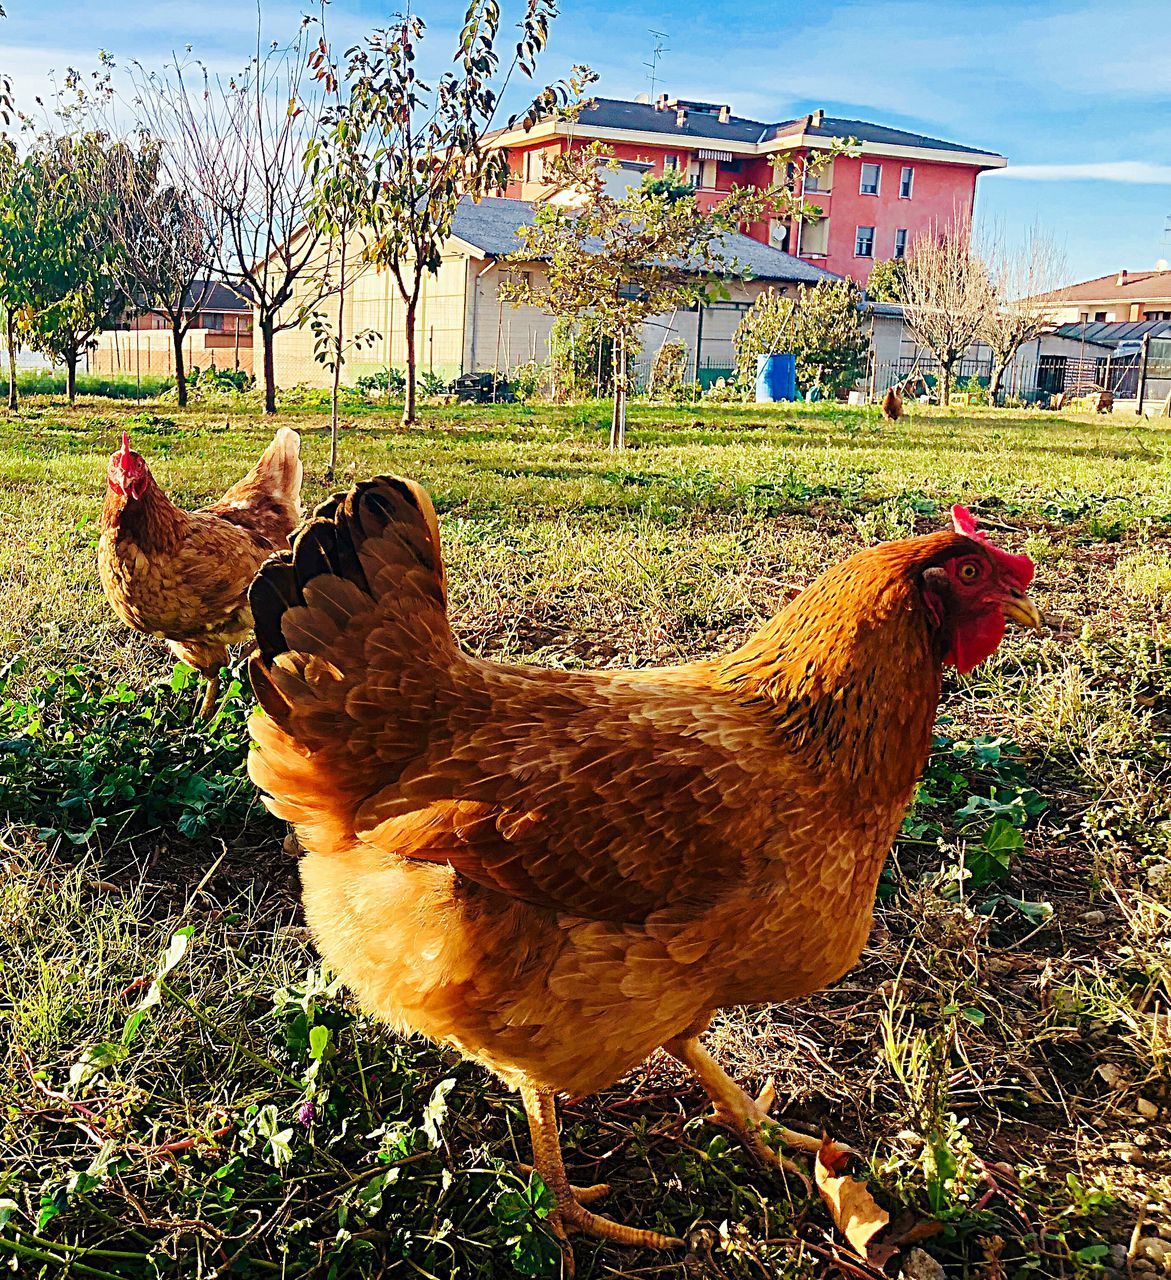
[99, 428, 303, 716]
[246, 477, 1040, 1262]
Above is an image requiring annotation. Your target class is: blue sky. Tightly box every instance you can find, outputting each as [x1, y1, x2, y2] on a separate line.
[3, 0, 1169, 282]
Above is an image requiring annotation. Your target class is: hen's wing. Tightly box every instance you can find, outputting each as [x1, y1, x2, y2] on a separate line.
[205, 427, 303, 551]
[248, 477, 777, 925]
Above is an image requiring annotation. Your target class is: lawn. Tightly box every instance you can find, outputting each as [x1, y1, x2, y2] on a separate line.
[1, 393, 1168, 1279]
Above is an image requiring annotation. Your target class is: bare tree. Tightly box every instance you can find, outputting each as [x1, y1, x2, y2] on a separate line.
[979, 224, 1067, 404]
[105, 137, 216, 406]
[131, 19, 331, 413]
[901, 215, 993, 407]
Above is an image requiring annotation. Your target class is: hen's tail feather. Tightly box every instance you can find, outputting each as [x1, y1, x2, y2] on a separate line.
[249, 473, 449, 670]
[223, 426, 304, 515]
[247, 475, 454, 848]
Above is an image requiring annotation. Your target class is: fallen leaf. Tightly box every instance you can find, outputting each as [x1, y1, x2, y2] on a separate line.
[815, 1138, 892, 1264]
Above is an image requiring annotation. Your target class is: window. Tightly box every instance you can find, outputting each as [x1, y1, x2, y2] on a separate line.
[805, 157, 834, 193]
[855, 225, 875, 257]
[523, 149, 545, 183]
[893, 229, 908, 259]
[663, 154, 680, 173]
[899, 166, 914, 198]
[1094, 311, 1108, 321]
[859, 162, 881, 195]
[802, 217, 830, 256]
[1147, 310, 1171, 320]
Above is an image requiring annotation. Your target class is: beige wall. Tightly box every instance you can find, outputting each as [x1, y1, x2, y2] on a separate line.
[88, 328, 254, 379]
[266, 227, 799, 388]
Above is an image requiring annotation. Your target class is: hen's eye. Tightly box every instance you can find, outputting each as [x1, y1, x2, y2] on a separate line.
[958, 562, 980, 582]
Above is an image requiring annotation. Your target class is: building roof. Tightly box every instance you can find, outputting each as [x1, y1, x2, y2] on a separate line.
[175, 280, 253, 313]
[1052, 318, 1171, 347]
[1038, 269, 1171, 306]
[507, 96, 1004, 164]
[780, 114, 1001, 157]
[449, 195, 842, 285]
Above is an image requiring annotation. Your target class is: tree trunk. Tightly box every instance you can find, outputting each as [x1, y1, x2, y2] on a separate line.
[402, 300, 418, 427]
[988, 361, 1005, 407]
[609, 330, 627, 449]
[6, 309, 17, 412]
[329, 249, 347, 478]
[261, 317, 278, 414]
[173, 322, 188, 408]
[66, 350, 77, 405]
[939, 363, 952, 408]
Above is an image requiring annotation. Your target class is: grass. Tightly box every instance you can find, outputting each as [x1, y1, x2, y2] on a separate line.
[1, 393, 1169, 1278]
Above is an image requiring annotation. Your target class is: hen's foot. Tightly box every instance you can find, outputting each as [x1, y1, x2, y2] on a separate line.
[519, 1082, 684, 1275]
[515, 1162, 610, 1206]
[667, 1037, 821, 1180]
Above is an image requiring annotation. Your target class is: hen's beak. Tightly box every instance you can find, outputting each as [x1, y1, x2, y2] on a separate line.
[1002, 589, 1044, 631]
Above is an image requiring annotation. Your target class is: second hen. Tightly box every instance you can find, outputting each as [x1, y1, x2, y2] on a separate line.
[246, 478, 1040, 1261]
[99, 428, 303, 716]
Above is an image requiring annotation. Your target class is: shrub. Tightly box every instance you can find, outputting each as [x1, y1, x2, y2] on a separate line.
[648, 340, 689, 399]
[735, 281, 868, 396]
[418, 370, 450, 397]
[355, 366, 407, 396]
[509, 359, 550, 402]
[4, 370, 174, 399]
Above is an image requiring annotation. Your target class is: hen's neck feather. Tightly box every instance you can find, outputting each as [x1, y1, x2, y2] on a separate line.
[102, 476, 188, 551]
[717, 531, 969, 801]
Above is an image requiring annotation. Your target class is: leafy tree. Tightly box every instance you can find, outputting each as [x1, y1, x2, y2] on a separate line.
[789, 279, 868, 395]
[0, 139, 31, 409]
[503, 142, 777, 447]
[735, 281, 867, 396]
[104, 138, 216, 407]
[901, 217, 993, 407]
[314, 4, 586, 426]
[16, 134, 125, 404]
[866, 257, 907, 303]
[734, 290, 796, 385]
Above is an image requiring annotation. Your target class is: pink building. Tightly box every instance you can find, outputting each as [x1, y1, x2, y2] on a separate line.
[493, 96, 1006, 283]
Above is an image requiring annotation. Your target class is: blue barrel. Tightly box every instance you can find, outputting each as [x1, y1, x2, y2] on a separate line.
[755, 353, 797, 403]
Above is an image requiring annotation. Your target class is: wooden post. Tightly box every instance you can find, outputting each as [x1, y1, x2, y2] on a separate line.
[1136, 332, 1151, 416]
[693, 302, 705, 390]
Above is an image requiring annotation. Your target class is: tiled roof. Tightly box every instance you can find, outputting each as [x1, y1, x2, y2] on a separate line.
[1037, 270, 1171, 304]
[449, 195, 842, 285]
[176, 280, 253, 312]
[526, 97, 1002, 161]
[783, 114, 1001, 157]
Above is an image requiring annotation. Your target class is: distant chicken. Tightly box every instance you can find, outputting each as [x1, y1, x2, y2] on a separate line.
[881, 385, 904, 421]
[100, 428, 303, 717]
[246, 480, 1040, 1264]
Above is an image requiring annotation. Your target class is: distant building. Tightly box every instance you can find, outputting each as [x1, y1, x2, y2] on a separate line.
[268, 196, 839, 389]
[1035, 269, 1171, 325]
[489, 95, 1006, 282]
[89, 281, 254, 380]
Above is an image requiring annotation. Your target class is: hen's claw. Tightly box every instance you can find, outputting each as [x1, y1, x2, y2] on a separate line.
[667, 1042, 822, 1184]
[515, 1162, 611, 1206]
[520, 1082, 684, 1276]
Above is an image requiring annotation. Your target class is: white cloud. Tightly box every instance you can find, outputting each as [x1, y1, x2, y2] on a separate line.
[992, 161, 1171, 185]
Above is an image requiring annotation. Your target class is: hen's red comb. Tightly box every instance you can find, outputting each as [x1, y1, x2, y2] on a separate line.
[115, 431, 133, 464]
[951, 504, 1034, 589]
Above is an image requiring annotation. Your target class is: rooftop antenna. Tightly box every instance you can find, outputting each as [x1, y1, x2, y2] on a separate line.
[644, 30, 669, 98]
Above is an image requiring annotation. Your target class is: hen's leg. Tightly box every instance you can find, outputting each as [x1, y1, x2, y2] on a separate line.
[519, 1081, 683, 1270]
[197, 672, 222, 720]
[665, 1034, 821, 1176]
